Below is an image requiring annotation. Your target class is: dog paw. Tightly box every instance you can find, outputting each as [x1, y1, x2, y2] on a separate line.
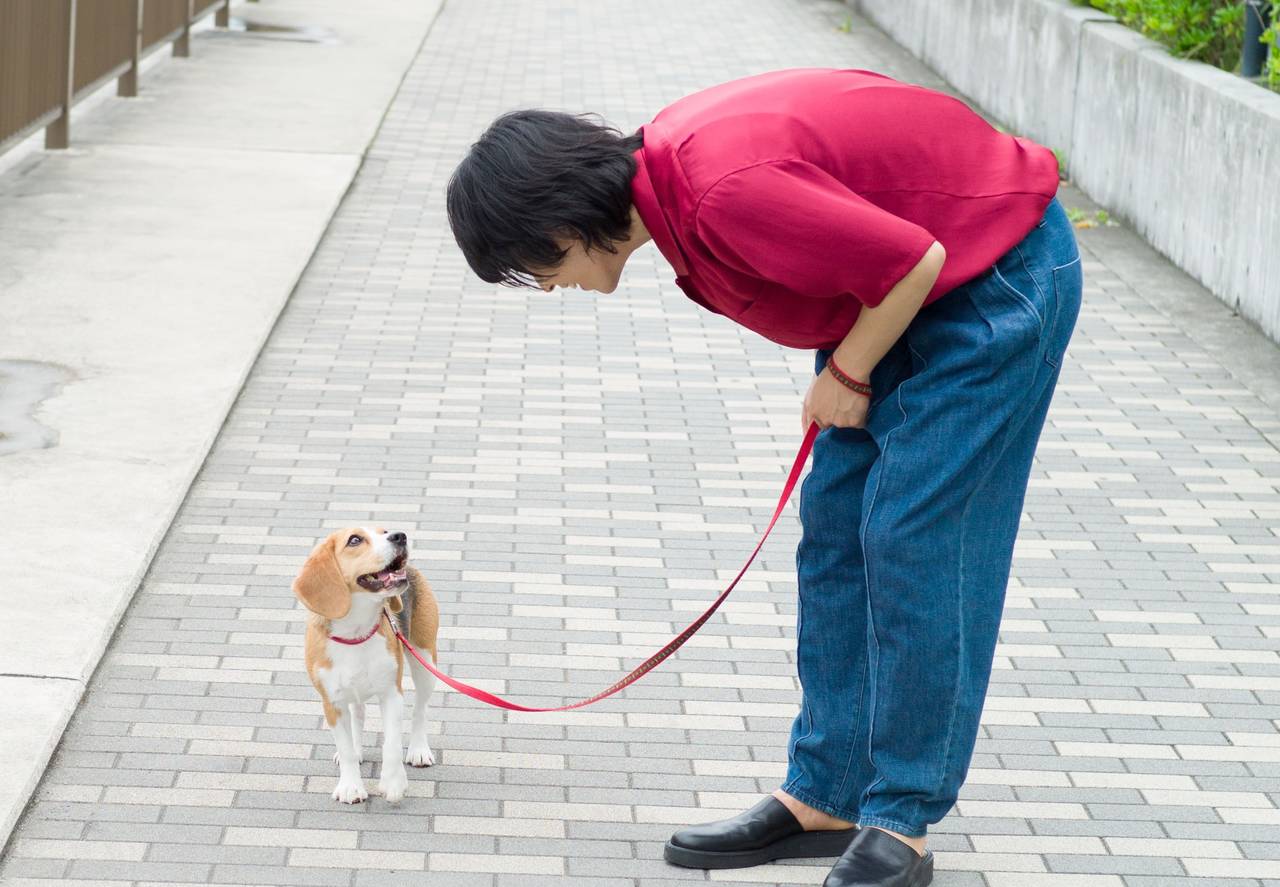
[333, 749, 365, 765]
[378, 766, 408, 804]
[332, 780, 368, 804]
[405, 743, 435, 768]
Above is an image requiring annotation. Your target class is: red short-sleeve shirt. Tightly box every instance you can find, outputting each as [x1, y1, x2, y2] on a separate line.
[630, 68, 1061, 350]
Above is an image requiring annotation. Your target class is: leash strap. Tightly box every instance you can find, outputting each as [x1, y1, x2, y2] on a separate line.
[384, 422, 819, 712]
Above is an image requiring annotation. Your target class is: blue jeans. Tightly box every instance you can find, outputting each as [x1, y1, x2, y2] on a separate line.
[780, 197, 1082, 837]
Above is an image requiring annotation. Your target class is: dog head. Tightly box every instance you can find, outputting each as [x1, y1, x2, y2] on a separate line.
[292, 527, 410, 619]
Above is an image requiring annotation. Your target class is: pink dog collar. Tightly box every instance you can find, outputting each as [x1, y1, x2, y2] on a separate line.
[330, 623, 381, 645]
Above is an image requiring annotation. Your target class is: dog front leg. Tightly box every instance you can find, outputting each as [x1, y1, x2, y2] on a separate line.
[330, 711, 368, 804]
[376, 690, 408, 803]
[333, 702, 367, 765]
[405, 653, 437, 767]
[350, 703, 366, 761]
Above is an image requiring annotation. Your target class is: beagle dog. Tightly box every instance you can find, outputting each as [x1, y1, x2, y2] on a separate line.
[292, 527, 440, 804]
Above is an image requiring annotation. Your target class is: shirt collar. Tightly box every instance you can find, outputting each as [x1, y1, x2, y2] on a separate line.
[630, 132, 690, 277]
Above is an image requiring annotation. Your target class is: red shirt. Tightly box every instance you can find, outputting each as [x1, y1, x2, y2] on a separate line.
[630, 68, 1061, 350]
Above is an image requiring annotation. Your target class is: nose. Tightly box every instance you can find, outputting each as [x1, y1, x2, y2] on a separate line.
[387, 532, 406, 546]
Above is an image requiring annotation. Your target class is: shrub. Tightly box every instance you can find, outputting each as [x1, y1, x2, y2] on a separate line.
[1264, 21, 1280, 88]
[1073, 0, 1245, 70]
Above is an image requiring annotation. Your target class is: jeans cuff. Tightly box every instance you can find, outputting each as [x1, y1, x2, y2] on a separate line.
[778, 779, 859, 824]
[856, 815, 928, 839]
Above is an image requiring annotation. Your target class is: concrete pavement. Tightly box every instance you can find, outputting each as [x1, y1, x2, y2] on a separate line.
[1, 0, 1278, 885]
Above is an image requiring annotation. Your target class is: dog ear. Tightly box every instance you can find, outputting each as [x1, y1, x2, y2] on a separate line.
[386, 595, 403, 614]
[293, 536, 350, 619]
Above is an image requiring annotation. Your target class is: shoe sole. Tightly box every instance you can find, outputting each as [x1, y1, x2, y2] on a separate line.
[663, 827, 858, 870]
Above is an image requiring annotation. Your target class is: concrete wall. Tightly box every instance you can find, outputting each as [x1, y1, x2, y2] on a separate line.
[849, 0, 1280, 344]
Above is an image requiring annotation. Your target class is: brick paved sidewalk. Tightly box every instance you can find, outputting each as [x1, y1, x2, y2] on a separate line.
[3, 1, 1278, 886]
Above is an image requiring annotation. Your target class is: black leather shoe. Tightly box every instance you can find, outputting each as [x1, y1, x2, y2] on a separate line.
[823, 826, 934, 886]
[664, 796, 857, 869]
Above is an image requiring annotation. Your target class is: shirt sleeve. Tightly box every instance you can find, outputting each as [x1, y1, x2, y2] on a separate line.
[693, 158, 937, 308]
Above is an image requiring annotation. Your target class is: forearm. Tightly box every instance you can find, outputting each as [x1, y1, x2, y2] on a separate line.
[831, 241, 947, 380]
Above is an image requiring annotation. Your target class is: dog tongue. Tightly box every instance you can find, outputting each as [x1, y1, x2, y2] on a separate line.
[379, 569, 406, 589]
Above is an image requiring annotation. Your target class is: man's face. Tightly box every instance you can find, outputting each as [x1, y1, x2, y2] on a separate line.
[528, 237, 625, 294]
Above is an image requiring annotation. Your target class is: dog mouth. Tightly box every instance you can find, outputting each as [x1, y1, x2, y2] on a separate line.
[357, 552, 408, 592]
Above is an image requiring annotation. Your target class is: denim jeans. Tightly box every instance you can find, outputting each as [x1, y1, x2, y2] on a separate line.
[780, 196, 1082, 837]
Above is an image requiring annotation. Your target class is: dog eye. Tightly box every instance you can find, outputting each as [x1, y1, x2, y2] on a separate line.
[346, 535, 362, 547]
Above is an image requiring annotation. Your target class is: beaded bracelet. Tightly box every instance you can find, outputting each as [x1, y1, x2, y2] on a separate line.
[825, 354, 873, 397]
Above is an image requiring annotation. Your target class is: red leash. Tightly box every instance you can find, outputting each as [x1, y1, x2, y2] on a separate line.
[383, 423, 819, 712]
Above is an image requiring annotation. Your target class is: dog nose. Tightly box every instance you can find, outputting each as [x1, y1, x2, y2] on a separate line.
[388, 532, 406, 546]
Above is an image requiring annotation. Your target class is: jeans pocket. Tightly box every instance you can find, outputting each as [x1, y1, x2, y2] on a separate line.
[1045, 257, 1083, 368]
[867, 339, 911, 412]
[989, 263, 1045, 332]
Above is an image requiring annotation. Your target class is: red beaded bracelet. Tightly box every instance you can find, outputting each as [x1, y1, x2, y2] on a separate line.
[825, 354, 873, 397]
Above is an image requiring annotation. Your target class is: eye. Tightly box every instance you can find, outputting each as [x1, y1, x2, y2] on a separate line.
[346, 535, 362, 547]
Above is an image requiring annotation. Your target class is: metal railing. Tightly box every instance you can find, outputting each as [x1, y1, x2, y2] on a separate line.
[1243, 1, 1274, 79]
[0, 0, 232, 155]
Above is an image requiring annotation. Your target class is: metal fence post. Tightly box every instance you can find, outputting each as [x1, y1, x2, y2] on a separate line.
[44, 0, 77, 149]
[1244, 1, 1274, 78]
[174, 0, 194, 56]
[117, 0, 142, 96]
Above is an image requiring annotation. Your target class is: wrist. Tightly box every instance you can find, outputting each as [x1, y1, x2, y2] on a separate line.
[830, 348, 875, 381]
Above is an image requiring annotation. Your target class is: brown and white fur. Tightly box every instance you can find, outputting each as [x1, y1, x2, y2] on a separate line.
[292, 527, 439, 804]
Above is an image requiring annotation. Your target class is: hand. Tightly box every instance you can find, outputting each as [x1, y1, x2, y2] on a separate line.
[802, 368, 870, 431]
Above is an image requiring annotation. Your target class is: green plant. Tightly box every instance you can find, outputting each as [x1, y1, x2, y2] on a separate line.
[1051, 147, 1069, 180]
[1262, 20, 1280, 89]
[1064, 206, 1118, 228]
[837, 13, 853, 33]
[1072, 0, 1246, 70]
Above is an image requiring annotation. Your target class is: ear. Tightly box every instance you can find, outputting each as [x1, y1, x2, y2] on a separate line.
[386, 595, 403, 614]
[292, 536, 350, 619]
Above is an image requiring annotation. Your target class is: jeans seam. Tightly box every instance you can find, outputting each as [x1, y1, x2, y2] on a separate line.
[1013, 242, 1050, 307]
[829, 654, 867, 807]
[1051, 254, 1082, 274]
[934, 484, 975, 801]
[789, 465, 818, 761]
[857, 341, 920, 814]
[1014, 242, 1055, 369]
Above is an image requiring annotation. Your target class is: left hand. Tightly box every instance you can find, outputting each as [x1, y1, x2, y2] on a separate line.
[802, 368, 870, 431]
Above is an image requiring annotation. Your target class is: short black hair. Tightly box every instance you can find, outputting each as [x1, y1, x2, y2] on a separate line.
[446, 109, 644, 287]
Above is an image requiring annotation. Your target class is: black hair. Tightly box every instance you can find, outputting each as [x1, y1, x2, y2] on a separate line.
[446, 109, 644, 287]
